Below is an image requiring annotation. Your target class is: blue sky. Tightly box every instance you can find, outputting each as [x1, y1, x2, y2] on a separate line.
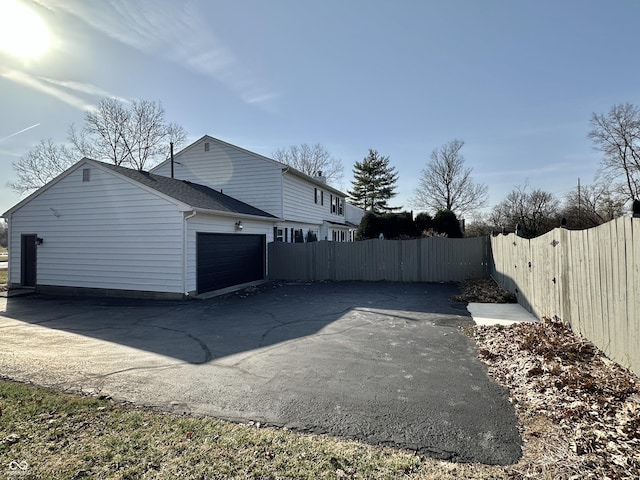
[1, 0, 639, 217]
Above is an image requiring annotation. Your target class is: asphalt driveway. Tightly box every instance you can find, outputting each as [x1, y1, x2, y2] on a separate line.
[0, 282, 521, 464]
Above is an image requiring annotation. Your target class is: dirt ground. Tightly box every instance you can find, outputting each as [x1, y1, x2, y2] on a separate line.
[459, 278, 640, 479]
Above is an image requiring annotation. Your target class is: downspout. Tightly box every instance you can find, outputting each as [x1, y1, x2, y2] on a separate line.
[281, 168, 289, 221]
[6, 213, 11, 287]
[183, 210, 197, 297]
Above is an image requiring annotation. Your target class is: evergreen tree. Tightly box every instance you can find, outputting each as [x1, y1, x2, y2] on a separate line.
[356, 211, 416, 240]
[432, 210, 463, 238]
[348, 149, 400, 212]
[414, 212, 433, 235]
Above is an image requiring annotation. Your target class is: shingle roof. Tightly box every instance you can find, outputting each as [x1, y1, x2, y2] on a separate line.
[94, 160, 277, 219]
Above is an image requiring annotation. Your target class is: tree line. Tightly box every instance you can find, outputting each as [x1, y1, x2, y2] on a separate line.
[10, 98, 640, 240]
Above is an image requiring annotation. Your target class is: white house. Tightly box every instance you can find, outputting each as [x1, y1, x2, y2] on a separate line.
[152, 135, 352, 242]
[2, 159, 277, 299]
[345, 203, 365, 240]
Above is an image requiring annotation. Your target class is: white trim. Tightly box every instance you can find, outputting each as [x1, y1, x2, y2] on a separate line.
[3, 158, 278, 221]
[151, 135, 347, 196]
[183, 210, 197, 295]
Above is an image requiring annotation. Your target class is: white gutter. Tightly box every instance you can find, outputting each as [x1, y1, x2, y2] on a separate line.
[281, 167, 289, 220]
[183, 210, 197, 296]
[6, 213, 11, 286]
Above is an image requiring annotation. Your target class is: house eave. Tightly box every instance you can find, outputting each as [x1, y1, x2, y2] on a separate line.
[190, 207, 280, 223]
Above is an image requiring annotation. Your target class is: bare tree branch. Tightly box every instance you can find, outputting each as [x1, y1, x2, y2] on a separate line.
[9, 139, 76, 196]
[589, 103, 640, 202]
[412, 139, 488, 217]
[561, 182, 625, 228]
[273, 143, 343, 186]
[11, 98, 187, 195]
[489, 183, 559, 238]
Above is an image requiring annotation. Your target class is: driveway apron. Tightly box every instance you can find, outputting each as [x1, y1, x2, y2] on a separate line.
[0, 282, 521, 464]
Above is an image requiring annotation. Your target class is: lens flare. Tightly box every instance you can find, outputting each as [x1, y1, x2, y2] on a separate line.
[0, 0, 51, 59]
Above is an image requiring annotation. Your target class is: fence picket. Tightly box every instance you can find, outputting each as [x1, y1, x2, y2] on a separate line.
[490, 217, 640, 376]
[268, 237, 489, 284]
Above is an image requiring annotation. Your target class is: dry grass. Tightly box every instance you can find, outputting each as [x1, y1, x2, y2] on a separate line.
[1, 279, 638, 478]
[0, 378, 513, 480]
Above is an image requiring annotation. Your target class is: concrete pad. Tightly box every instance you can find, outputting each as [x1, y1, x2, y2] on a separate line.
[468, 302, 539, 326]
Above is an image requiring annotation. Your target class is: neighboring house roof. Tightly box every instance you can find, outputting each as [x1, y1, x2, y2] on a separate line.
[153, 135, 347, 197]
[3, 158, 277, 220]
[97, 161, 277, 219]
[325, 220, 349, 228]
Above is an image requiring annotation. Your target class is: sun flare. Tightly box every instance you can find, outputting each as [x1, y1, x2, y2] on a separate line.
[0, 0, 51, 59]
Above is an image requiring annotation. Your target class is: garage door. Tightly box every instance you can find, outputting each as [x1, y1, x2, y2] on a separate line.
[197, 233, 266, 294]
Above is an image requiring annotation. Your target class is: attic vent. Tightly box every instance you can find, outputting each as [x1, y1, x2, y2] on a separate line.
[204, 142, 210, 152]
[82, 168, 91, 182]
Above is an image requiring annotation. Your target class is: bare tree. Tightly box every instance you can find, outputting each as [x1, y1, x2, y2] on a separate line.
[0, 218, 8, 248]
[588, 103, 640, 202]
[412, 139, 488, 217]
[273, 143, 343, 186]
[71, 98, 187, 171]
[9, 139, 76, 196]
[11, 98, 187, 195]
[490, 184, 559, 238]
[560, 182, 625, 229]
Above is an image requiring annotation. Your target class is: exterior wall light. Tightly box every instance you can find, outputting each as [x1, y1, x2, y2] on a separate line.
[235, 221, 243, 231]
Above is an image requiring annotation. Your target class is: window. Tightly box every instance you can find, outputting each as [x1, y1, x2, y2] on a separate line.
[330, 195, 336, 214]
[82, 168, 90, 182]
[314, 188, 318, 204]
[204, 142, 210, 152]
[338, 198, 344, 216]
[321, 191, 324, 205]
[285, 228, 289, 243]
[274, 227, 284, 242]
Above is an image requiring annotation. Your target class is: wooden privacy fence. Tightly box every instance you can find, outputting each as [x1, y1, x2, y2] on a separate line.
[490, 217, 640, 376]
[268, 236, 489, 283]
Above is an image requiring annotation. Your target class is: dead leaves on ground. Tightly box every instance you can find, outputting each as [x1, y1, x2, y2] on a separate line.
[452, 278, 517, 304]
[472, 317, 640, 479]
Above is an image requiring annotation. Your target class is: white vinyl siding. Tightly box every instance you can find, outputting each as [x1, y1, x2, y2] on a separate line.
[184, 213, 274, 294]
[153, 138, 284, 217]
[8, 165, 184, 293]
[346, 203, 365, 226]
[282, 173, 345, 224]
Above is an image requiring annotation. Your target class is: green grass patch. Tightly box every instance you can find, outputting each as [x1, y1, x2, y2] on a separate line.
[0, 270, 6, 285]
[0, 379, 511, 479]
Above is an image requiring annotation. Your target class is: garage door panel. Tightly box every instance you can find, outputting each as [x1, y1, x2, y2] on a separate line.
[197, 233, 265, 294]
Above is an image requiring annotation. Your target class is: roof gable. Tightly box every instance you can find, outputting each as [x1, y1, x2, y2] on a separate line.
[152, 134, 347, 196]
[95, 161, 277, 218]
[3, 158, 277, 220]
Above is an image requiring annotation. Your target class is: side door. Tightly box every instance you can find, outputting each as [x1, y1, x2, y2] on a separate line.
[21, 234, 37, 287]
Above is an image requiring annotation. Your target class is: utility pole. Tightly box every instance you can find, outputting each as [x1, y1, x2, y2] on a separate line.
[170, 142, 174, 179]
[577, 177, 581, 223]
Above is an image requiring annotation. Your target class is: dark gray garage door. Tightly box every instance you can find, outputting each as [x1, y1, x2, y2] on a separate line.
[196, 233, 265, 294]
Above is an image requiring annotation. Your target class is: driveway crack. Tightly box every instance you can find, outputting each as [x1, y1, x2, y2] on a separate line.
[148, 325, 212, 364]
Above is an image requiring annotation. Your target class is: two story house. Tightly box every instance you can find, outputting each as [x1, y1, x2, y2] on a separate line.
[152, 135, 351, 243]
[2, 135, 354, 299]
